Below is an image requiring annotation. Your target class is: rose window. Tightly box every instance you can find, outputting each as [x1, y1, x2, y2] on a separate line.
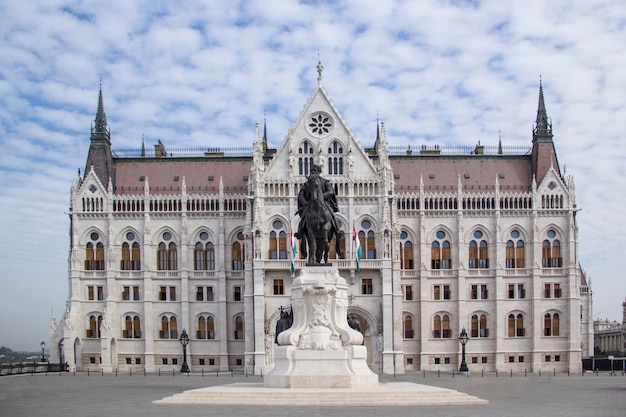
[308, 113, 333, 137]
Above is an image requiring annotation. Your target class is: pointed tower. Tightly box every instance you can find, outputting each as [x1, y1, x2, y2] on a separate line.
[84, 84, 114, 189]
[531, 79, 561, 182]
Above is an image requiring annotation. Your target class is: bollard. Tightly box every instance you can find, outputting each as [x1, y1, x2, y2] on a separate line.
[144, 368, 146, 377]
[115, 368, 118, 376]
[202, 369, 204, 378]
[159, 369, 161, 377]
[217, 371, 219, 378]
[423, 369, 426, 378]
[539, 369, 541, 377]
[437, 369, 440, 378]
[452, 371, 455, 378]
[525, 369, 527, 377]
[101, 369, 104, 376]
[173, 369, 175, 378]
[129, 368, 132, 377]
[481, 369, 484, 378]
[87, 368, 90, 376]
[553, 369, 556, 377]
[495, 369, 498, 377]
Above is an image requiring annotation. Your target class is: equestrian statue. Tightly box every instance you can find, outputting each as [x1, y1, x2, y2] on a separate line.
[295, 164, 344, 265]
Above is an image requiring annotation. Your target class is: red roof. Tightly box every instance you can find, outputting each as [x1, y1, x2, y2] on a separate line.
[390, 156, 533, 193]
[113, 157, 252, 195]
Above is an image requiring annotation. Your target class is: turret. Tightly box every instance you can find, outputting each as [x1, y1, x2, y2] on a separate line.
[84, 84, 114, 189]
[531, 79, 561, 182]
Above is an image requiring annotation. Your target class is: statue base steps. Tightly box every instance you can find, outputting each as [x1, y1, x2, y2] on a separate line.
[264, 345, 378, 389]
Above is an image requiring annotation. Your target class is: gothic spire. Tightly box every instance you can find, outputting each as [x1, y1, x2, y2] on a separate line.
[533, 77, 552, 141]
[263, 112, 268, 143]
[91, 82, 110, 143]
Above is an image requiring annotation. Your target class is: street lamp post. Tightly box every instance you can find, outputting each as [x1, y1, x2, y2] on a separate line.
[458, 328, 469, 374]
[40, 341, 46, 362]
[179, 329, 190, 373]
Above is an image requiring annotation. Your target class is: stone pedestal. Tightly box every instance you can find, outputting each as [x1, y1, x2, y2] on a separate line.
[264, 267, 378, 388]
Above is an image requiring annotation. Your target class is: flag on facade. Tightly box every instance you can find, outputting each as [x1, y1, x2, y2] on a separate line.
[289, 226, 297, 273]
[353, 226, 362, 273]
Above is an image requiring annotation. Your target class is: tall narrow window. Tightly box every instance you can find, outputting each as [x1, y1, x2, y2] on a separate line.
[194, 232, 215, 270]
[269, 221, 288, 259]
[404, 315, 414, 339]
[273, 279, 284, 295]
[400, 231, 414, 269]
[508, 313, 525, 337]
[298, 141, 315, 176]
[232, 232, 245, 270]
[433, 314, 451, 338]
[431, 230, 451, 269]
[542, 229, 562, 267]
[469, 231, 489, 268]
[121, 232, 141, 270]
[471, 314, 489, 338]
[85, 232, 105, 270]
[234, 315, 244, 340]
[157, 232, 177, 270]
[505, 230, 525, 268]
[327, 140, 344, 175]
[361, 278, 373, 295]
[197, 316, 215, 339]
[358, 220, 376, 259]
[160, 316, 178, 339]
[124, 315, 141, 339]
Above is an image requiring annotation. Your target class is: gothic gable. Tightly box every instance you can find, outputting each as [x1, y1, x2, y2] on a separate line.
[264, 86, 376, 180]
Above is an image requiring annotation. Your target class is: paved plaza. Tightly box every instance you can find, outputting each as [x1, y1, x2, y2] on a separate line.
[1, 371, 625, 417]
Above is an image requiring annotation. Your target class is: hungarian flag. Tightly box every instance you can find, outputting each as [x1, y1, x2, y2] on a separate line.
[353, 227, 362, 273]
[289, 226, 297, 273]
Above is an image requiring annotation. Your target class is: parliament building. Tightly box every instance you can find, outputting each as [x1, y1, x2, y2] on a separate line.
[50, 71, 594, 374]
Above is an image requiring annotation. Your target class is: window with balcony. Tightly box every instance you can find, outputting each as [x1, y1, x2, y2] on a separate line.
[85, 231, 105, 270]
[431, 230, 451, 269]
[86, 315, 102, 338]
[468, 230, 489, 268]
[505, 230, 525, 268]
[542, 229, 562, 267]
[194, 232, 215, 270]
[121, 232, 141, 270]
[400, 231, 414, 269]
[157, 232, 177, 270]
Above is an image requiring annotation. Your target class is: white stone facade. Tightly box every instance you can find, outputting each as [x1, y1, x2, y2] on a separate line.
[50, 82, 593, 375]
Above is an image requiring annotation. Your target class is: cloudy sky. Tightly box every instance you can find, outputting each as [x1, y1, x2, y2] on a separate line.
[1, 0, 625, 351]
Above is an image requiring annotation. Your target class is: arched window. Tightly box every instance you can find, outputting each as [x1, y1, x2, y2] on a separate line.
[194, 232, 215, 270]
[471, 314, 489, 338]
[468, 230, 489, 269]
[234, 315, 244, 340]
[433, 314, 451, 338]
[542, 229, 562, 267]
[269, 220, 287, 259]
[121, 232, 141, 270]
[87, 315, 102, 338]
[400, 231, 414, 270]
[157, 232, 177, 270]
[431, 230, 451, 269]
[298, 141, 315, 176]
[124, 315, 141, 339]
[404, 315, 414, 339]
[232, 232, 245, 270]
[85, 231, 105, 270]
[507, 313, 525, 337]
[197, 316, 215, 340]
[358, 220, 376, 259]
[544, 312, 560, 336]
[159, 315, 178, 339]
[505, 230, 525, 268]
[327, 140, 344, 175]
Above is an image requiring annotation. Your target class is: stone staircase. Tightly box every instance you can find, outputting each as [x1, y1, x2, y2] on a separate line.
[154, 382, 488, 406]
